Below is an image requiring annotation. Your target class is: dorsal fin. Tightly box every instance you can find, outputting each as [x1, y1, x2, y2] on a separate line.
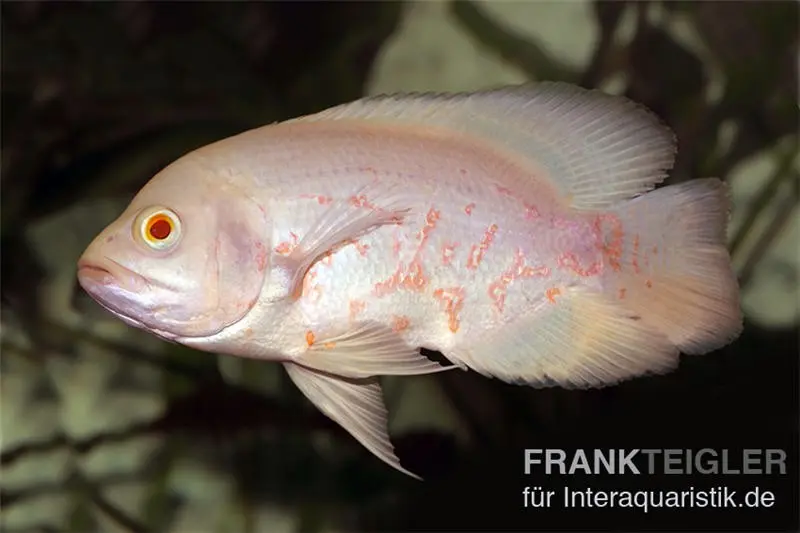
[293, 82, 677, 210]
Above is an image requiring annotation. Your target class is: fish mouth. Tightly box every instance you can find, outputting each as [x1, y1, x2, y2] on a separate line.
[77, 257, 159, 292]
[77, 258, 154, 321]
[76, 263, 116, 286]
[76, 259, 181, 341]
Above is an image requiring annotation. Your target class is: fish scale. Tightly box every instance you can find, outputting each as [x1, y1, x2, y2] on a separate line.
[251, 130, 582, 335]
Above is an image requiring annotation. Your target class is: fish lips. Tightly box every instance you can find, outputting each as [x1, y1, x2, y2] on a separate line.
[77, 258, 151, 296]
[76, 258, 176, 339]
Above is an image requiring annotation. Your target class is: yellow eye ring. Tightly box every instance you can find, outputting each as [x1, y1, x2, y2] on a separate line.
[134, 207, 182, 251]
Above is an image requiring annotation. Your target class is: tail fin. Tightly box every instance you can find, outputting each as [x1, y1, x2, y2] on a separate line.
[606, 178, 742, 354]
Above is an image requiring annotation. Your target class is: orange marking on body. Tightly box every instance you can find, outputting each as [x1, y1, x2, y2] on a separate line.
[546, 287, 561, 304]
[374, 267, 402, 297]
[300, 193, 333, 205]
[349, 299, 366, 321]
[254, 241, 268, 272]
[375, 261, 431, 294]
[467, 223, 498, 270]
[594, 214, 624, 272]
[404, 206, 440, 289]
[488, 281, 507, 312]
[618, 288, 627, 300]
[557, 252, 601, 277]
[520, 264, 550, 278]
[391, 315, 410, 332]
[423, 207, 440, 228]
[645, 279, 653, 288]
[274, 231, 299, 256]
[321, 251, 334, 267]
[374, 207, 440, 296]
[441, 243, 458, 266]
[524, 202, 540, 220]
[305, 330, 315, 347]
[632, 234, 641, 274]
[352, 240, 369, 256]
[323, 342, 336, 350]
[488, 248, 551, 312]
[349, 194, 377, 210]
[433, 287, 465, 333]
[401, 260, 428, 291]
[464, 203, 475, 216]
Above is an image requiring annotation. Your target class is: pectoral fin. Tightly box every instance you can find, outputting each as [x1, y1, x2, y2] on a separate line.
[283, 362, 421, 479]
[300, 322, 453, 379]
[280, 181, 412, 298]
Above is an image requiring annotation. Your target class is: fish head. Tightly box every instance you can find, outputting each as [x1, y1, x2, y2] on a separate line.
[77, 157, 269, 341]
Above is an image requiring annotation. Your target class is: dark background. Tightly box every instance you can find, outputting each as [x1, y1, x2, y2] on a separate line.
[1, 2, 798, 532]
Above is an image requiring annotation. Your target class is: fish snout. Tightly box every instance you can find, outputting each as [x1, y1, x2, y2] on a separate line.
[76, 262, 115, 287]
[77, 257, 151, 295]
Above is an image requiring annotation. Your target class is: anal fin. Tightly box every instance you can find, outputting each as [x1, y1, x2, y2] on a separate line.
[283, 362, 421, 479]
[451, 287, 679, 388]
[300, 322, 453, 379]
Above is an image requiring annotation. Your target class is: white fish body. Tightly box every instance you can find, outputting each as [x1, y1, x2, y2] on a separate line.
[77, 83, 742, 478]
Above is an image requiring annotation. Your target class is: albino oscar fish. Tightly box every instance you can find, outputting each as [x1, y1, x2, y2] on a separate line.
[77, 82, 743, 478]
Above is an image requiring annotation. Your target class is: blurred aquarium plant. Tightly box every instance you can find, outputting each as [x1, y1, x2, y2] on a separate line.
[1, 2, 797, 532]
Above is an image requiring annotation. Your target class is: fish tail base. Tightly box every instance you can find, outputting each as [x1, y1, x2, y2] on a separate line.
[606, 178, 742, 355]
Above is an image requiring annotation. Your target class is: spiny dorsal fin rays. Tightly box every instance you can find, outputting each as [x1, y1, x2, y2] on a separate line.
[293, 82, 677, 211]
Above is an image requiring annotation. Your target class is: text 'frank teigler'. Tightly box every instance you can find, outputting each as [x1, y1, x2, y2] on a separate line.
[523, 448, 788, 475]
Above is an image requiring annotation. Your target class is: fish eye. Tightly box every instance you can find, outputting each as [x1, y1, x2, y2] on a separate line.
[134, 207, 182, 251]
